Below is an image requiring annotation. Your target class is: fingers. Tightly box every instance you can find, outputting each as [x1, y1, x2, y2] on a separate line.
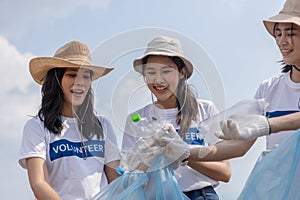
[216, 119, 240, 140]
[215, 121, 227, 139]
[162, 123, 178, 137]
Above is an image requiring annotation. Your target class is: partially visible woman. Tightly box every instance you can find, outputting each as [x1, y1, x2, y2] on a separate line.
[18, 41, 120, 200]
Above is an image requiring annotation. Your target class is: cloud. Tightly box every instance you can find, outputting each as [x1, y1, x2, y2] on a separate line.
[0, 0, 112, 38]
[0, 36, 39, 139]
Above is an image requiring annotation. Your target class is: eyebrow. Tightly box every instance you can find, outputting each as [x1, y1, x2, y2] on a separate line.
[65, 68, 78, 72]
[275, 27, 297, 32]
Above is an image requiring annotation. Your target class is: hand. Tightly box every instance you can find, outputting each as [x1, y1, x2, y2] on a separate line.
[157, 124, 190, 169]
[216, 114, 271, 140]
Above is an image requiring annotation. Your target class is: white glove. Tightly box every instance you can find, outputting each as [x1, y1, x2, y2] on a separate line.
[157, 124, 190, 168]
[216, 114, 271, 140]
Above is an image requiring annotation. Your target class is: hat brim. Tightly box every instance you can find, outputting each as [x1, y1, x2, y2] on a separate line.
[29, 57, 113, 85]
[263, 13, 300, 36]
[133, 52, 194, 79]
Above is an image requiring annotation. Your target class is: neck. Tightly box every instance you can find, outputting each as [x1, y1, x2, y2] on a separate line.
[156, 95, 178, 109]
[61, 103, 78, 118]
[290, 67, 300, 83]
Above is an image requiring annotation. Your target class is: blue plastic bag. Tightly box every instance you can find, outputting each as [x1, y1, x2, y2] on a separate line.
[238, 130, 300, 200]
[93, 153, 189, 200]
[93, 170, 148, 200]
[144, 154, 190, 200]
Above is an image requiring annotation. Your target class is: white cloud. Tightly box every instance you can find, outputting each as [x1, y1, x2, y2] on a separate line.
[0, 36, 33, 93]
[0, 36, 39, 139]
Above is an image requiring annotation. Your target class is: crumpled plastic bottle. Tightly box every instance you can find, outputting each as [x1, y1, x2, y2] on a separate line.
[118, 113, 165, 173]
[198, 98, 268, 144]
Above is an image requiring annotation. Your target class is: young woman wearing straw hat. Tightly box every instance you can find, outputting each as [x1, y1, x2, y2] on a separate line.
[18, 41, 120, 199]
[121, 36, 231, 200]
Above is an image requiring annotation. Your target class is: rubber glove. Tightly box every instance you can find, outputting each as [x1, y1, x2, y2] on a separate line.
[216, 114, 271, 140]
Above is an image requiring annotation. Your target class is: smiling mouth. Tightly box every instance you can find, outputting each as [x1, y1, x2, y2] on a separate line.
[281, 49, 293, 55]
[153, 85, 169, 93]
[71, 89, 84, 95]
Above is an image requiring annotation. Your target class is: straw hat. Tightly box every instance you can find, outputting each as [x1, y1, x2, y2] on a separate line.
[29, 41, 113, 85]
[263, 0, 300, 36]
[133, 36, 194, 79]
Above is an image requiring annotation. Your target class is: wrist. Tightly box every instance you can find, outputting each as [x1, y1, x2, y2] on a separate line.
[266, 117, 272, 135]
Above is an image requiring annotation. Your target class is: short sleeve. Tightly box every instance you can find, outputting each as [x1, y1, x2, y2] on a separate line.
[18, 117, 47, 169]
[99, 116, 121, 164]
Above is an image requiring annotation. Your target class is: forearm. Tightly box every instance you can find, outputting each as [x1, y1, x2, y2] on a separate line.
[189, 140, 255, 161]
[26, 158, 60, 200]
[30, 181, 61, 200]
[105, 160, 120, 183]
[269, 112, 300, 133]
[188, 160, 231, 182]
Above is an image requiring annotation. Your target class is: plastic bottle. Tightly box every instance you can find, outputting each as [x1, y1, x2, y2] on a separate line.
[119, 113, 163, 173]
[198, 98, 268, 144]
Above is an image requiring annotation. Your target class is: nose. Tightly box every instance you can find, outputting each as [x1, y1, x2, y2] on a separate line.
[277, 34, 289, 47]
[74, 75, 85, 86]
[154, 73, 165, 84]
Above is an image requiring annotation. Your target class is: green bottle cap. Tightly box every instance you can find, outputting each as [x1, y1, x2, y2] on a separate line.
[131, 113, 141, 122]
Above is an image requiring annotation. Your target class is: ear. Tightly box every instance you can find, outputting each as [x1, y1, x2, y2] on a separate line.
[179, 67, 187, 79]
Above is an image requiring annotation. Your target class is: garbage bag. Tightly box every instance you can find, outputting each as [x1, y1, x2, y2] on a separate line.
[238, 130, 300, 200]
[93, 153, 189, 200]
[144, 154, 190, 200]
[93, 171, 148, 200]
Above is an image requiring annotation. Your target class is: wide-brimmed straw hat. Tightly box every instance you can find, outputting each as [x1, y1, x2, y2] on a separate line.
[263, 0, 300, 36]
[29, 40, 113, 85]
[133, 36, 194, 79]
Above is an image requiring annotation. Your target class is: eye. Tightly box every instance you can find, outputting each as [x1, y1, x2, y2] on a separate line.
[274, 31, 282, 39]
[67, 73, 77, 77]
[288, 32, 296, 37]
[144, 68, 156, 75]
[162, 69, 173, 73]
[83, 74, 91, 79]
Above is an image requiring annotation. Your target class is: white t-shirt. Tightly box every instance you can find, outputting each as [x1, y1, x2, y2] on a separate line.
[19, 115, 120, 200]
[255, 72, 300, 150]
[121, 99, 220, 192]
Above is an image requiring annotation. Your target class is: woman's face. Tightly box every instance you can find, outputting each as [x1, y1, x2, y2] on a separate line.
[144, 55, 185, 108]
[61, 68, 92, 112]
[274, 23, 300, 66]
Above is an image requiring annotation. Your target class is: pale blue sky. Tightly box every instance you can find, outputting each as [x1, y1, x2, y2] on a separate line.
[0, 0, 285, 199]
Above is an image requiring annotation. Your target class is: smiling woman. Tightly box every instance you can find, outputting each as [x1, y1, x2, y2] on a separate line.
[122, 36, 231, 200]
[18, 41, 120, 200]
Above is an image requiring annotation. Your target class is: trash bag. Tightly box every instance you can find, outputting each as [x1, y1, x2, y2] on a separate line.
[238, 130, 300, 200]
[93, 170, 148, 200]
[93, 153, 189, 200]
[144, 154, 190, 200]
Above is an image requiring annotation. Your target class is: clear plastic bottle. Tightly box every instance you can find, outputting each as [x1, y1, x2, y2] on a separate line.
[119, 113, 163, 172]
[198, 98, 268, 144]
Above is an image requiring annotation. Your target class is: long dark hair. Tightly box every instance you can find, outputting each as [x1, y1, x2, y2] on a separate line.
[142, 55, 198, 136]
[38, 68, 103, 140]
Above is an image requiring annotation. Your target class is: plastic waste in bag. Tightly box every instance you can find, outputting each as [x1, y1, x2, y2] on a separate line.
[238, 130, 300, 200]
[198, 98, 267, 143]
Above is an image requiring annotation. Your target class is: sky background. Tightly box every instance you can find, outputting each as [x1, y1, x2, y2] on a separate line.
[1, 0, 286, 199]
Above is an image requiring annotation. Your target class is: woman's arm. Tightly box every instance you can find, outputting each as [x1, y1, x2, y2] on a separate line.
[188, 160, 231, 182]
[26, 157, 61, 200]
[269, 112, 300, 133]
[189, 140, 256, 161]
[104, 160, 120, 183]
